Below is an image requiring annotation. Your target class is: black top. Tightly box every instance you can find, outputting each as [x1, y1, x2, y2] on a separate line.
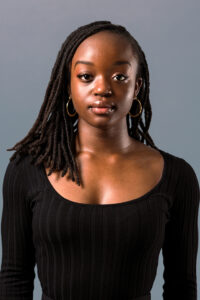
[0, 149, 199, 300]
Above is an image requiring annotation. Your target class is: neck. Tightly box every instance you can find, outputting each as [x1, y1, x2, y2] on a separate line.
[75, 117, 137, 158]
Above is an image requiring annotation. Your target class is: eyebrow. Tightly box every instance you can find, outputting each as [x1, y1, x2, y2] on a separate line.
[74, 60, 131, 69]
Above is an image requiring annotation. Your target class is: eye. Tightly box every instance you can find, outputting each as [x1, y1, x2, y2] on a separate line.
[77, 73, 92, 81]
[113, 74, 128, 81]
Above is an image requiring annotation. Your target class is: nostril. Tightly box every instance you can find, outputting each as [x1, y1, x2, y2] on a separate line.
[94, 90, 112, 97]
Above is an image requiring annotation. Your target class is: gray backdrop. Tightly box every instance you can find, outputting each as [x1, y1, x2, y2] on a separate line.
[0, 0, 199, 299]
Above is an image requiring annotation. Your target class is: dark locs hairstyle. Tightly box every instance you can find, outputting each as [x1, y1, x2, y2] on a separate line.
[7, 20, 159, 186]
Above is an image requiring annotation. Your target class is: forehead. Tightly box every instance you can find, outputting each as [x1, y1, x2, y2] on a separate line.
[71, 31, 136, 66]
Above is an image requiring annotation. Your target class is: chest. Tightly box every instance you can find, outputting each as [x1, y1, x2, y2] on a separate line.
[44, 153, 164, 205]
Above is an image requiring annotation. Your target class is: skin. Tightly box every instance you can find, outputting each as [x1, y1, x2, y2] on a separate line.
[68, 30, 143, 159]
[45, 31, 164, 204]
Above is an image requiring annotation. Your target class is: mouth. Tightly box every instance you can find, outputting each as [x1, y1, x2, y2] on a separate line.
[89, 106, 115, 115]
[88, 104, 115, 109]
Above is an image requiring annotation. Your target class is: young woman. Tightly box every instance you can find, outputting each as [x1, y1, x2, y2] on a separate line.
[0, 20, 199, 300]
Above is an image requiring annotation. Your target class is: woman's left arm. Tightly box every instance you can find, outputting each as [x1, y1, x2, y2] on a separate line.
[162, 158, 200, 300]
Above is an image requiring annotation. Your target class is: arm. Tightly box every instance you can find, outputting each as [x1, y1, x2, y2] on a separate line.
[0, 156, 36, 299]
[162, 158, 200, 300]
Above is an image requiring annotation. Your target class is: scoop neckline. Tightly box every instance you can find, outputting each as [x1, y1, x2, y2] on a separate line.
[41, 148, 168, 207]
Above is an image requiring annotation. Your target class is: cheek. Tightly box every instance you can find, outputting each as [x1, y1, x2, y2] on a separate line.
[69, 80, 88, 113]
[116, 82, 136, 112]
[70, 78, 89, 99]
[117, 81, 135, 100]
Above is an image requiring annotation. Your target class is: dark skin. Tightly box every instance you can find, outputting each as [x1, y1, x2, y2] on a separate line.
[45, 31, 164, 205]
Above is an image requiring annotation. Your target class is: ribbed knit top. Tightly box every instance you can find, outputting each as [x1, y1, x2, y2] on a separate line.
[0, 149, 199, 300]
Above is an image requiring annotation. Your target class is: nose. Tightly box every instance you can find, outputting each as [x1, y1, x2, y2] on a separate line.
[94, 76, 112, 97]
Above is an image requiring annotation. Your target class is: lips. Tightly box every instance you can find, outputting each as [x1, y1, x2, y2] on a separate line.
[89, 101, 115, 109]
[90, 106, 115, 115]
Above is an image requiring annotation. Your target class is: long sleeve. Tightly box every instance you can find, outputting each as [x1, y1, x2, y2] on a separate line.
[162, 158, 200, 300]
[0, 157, 36, 299]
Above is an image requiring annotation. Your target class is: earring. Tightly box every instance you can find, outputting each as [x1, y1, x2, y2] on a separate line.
[66, 96, 77, 117]
[128, 97, 142, 118]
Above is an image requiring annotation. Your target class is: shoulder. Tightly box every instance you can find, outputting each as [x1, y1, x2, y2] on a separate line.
[4, 153, 32, 177]
[161, 150, 199, 203]
[174, 155, 199, 196]
[140, 145, 199, 190]
[131, 141, 183, 171]
[161, 149, 198, 180]
[3, 153, 41, 196]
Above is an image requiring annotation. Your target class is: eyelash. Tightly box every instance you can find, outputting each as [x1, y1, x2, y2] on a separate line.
[77, 73, 128, 82]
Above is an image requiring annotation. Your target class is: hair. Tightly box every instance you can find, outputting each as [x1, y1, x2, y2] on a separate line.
[7, 20, 159, 186]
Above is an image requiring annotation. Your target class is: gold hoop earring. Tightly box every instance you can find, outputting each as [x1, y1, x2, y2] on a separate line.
[66, 96, 77, 117]
[128, 97, 142, 118]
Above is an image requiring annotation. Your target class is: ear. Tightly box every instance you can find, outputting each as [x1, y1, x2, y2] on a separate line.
[67, 84, 71, 98]
[134, 77, 143, 97]
[67, 62, 72, 97]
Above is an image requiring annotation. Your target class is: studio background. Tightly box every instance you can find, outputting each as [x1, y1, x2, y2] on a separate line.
[0, 0, 199, 299]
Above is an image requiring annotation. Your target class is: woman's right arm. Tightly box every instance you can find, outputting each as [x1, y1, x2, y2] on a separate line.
[0, 156, 36, 300]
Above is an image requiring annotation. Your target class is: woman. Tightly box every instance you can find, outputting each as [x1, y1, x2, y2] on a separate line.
[0, 20, 199, 300]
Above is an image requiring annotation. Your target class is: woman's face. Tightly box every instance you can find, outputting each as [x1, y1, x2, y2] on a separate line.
[68, 30, 142, 127]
